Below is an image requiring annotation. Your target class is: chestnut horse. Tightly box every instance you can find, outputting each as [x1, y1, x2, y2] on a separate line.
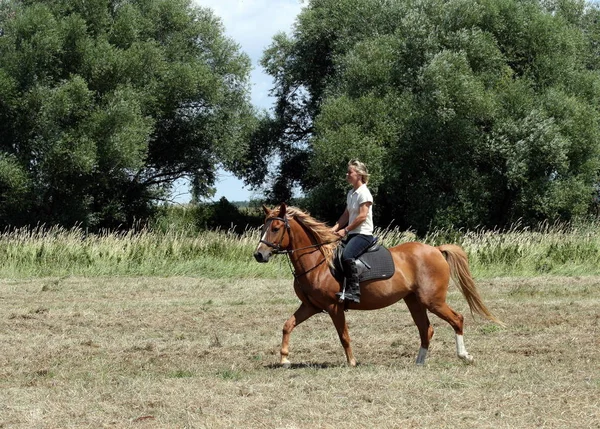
[254, 203, 502, 367]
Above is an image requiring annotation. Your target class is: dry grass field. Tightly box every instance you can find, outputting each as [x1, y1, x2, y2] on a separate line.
[0, 275, 598, 428]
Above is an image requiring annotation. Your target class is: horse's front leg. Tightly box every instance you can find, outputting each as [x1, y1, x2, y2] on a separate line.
[280, 303, 320, 368]
[328, 306, 357, 366]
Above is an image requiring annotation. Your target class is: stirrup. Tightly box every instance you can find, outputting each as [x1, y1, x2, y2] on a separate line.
[336, 290, 360, 304]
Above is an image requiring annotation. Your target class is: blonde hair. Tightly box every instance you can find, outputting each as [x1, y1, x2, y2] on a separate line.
[348, 159, 370, 184]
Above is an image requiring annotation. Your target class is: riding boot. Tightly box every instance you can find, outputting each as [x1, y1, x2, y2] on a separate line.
[337, 258, 361, 303]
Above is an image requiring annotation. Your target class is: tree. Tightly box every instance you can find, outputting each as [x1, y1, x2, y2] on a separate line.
[253, 0, 600, 232]
[0, 0, 255, 228]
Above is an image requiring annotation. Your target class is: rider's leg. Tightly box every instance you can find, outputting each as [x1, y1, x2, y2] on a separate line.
[336, 234, 373, 304]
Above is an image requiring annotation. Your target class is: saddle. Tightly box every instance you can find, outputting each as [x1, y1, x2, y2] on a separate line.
[332, 238, 395, 283]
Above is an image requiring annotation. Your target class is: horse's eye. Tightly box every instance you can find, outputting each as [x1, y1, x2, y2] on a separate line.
[272, 227, 280, 233]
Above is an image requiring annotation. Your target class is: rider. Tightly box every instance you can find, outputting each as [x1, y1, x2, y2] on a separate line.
[331, 159, 374, 304]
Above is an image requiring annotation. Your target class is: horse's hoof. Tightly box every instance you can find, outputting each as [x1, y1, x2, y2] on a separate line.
[459, 354, 474, 364]
[281, 362, 291, 369]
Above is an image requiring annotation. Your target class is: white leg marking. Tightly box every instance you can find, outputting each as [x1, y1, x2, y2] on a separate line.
[456, 334, 474, 363]
[255, 230, 268, 253]
[416, 347, 428, 365]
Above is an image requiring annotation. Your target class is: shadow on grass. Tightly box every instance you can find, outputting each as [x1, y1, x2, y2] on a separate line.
[264, 362, 354, 370]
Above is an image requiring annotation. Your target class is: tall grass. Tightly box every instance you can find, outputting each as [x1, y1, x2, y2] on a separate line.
[1, 220, 600, 278]
[0, 225, 282, 279]
[377, 219, 600, 277]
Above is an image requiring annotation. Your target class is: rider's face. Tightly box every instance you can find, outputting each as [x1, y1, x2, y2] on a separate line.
[346, 167, 361, 187]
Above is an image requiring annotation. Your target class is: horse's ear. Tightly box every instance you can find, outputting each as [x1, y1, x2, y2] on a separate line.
[262, 204, 271, 215]
[279, 202, 287, 217]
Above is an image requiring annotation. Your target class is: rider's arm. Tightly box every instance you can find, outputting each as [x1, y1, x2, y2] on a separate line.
[332, 209, 350, 233]
[345, 202, 371, 233]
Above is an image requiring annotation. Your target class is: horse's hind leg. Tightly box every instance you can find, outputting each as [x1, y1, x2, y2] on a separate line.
[428, 301, 473, 363]
[280, 303, 320, 367]
[328, 306, 356, 366]
[404, 293, 434, 365]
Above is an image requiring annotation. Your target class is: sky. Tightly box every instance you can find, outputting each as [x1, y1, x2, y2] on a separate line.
[174, 0, 305, 203]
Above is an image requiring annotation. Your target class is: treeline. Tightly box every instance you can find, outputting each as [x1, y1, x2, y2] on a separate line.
[2, 0, 600, 233]
[153, 198, 265, 234]
[153, 197, 313, 234]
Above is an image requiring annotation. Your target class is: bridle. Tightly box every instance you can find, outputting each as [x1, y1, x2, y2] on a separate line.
[259, 214, 340, 278]
[259, 216, 292, 254]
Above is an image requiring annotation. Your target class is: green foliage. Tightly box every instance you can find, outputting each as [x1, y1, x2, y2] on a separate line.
[0, 153, 29, 222]
[253, 0, 600, 232]
[0, 0, 256, 229]
[152, 199, 264, 234]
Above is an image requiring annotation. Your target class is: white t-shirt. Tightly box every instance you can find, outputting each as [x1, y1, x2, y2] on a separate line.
[346, 184, 374, 235]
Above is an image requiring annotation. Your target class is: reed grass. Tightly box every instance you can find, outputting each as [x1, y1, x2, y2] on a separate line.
[1, 220, 600, 278]
[0, 225, 281, 279]
[377, 219, 600, 277]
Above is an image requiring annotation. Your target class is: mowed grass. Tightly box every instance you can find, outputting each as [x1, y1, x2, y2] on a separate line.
[0, 275, 598, 428]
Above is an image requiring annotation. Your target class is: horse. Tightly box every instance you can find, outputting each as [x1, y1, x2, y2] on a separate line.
[253, 203, 502, 367]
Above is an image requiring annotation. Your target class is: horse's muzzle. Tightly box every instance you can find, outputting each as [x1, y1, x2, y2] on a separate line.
[254, 251, 270, 263]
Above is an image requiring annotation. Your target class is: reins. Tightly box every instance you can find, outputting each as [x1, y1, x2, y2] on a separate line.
[284, 252, 328, 280]
[274, 241, 340, 255]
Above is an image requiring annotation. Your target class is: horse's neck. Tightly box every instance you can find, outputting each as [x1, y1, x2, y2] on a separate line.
[289, 222, 327, 275]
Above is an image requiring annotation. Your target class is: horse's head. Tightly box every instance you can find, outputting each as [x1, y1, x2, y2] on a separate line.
[254, 203, 292, 263]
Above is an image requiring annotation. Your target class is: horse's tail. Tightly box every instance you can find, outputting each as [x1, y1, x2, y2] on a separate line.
[437, 244, 504, 326]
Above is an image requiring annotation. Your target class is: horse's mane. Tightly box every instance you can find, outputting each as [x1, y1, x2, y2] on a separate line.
[281, 206, 340, 263]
